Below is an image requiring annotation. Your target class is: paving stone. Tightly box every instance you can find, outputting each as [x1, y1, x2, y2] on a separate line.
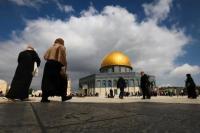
[0, 103, 41, 133]
[0, 100, 200, 133]
[31, 102, 200, 133]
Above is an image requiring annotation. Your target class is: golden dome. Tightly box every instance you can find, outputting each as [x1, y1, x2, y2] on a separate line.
[101, 51, 132, 69]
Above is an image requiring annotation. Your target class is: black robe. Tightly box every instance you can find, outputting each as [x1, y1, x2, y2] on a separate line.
[185, 77, 196, 98]
[140, 74, 151, 98]
[117, 77, 126, 98]
[117, 77, 126, 89]
[6, 50, 41, 100]
[41, 60, 67, 98]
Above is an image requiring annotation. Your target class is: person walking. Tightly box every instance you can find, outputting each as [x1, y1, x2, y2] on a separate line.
[185, 74, 197, 99]
[41, 38, 72, 102]
[6, 45, 41, 100]
[117, 77, 126, 99]
[109, 89, 114, 98]
[140, 71, 151, 99]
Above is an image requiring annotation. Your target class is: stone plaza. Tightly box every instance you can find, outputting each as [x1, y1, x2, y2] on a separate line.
[0, 96, 200, 133]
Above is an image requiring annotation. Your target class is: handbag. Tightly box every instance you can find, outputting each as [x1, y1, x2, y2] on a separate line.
[32, 62, 38, 76]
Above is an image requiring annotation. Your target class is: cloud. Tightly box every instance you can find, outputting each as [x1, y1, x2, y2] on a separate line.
[0, 0, 199, 89]
[170, 64, 200, 77]
[157, 64, 200, 87]
[80, 5, 98, 16]
[143, 0, 172, 22]
[56, 1, 74, 13]
[8, 0, 44, 8]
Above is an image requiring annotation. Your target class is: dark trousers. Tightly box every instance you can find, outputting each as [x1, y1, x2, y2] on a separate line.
[41, 60, 67, 100]
[187, 88, 197, 98]
[119, 88, 124, 98]
[142, 88, 151, 99]
[147, 88, 151, 98]
[142, 88, 145, 99]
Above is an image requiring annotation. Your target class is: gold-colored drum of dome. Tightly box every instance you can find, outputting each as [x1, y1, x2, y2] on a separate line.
[101, 51, 132, 68]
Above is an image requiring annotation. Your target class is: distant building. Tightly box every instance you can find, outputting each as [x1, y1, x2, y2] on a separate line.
[32, 90, 42, 97]
[79, 51, 156, 97]
[0, 80, 8, 96]
[67, 79, 72, 95]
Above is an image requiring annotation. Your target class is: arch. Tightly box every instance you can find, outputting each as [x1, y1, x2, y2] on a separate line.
[102, 80, 106, 88]
[108, 80, 112, 87]
[96, 80, 101, 88]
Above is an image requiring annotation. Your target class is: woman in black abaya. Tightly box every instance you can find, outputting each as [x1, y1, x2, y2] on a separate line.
[6, 46, 41, 100]
[185, 74, 197, 99]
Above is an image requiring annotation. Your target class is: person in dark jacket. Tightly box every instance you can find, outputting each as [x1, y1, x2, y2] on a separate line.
[185, 74, 197, 99]
[6, 45, 41, 100]
[41, 38, 72, 102]
[140, 71, 151, 99]
[117, 77, 126, 99]
[109, 89, 114, 98]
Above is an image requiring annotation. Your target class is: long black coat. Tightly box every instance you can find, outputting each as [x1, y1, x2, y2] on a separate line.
[6, 50, 41, 100]
[41, 60, 67, 97]
[117, 77, 126, 89]
[140, 74, 151, 98]
[185, 77, 196, 98]
[140, 74, 150, 89]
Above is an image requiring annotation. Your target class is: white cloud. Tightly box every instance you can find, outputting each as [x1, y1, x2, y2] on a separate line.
[143, 0, 172, 22]
[170, 64, 200, 77]
[157, 64, 200, 87]
[63, 5, 74, 13]
[0, 0, 199, 89]
[8, 0, 44, 8]
[81, 5, 98, 16]
[56, 1, 74, 13]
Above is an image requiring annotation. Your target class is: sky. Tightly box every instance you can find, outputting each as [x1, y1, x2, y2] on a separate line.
[0, 0, 200, 90]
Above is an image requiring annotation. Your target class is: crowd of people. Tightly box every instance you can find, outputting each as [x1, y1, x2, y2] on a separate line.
[107, 72, 198, 99]
[4, 38, 199, 102]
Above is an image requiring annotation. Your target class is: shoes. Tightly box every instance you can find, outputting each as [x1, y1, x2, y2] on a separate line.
[6, 96, 23, 102]
[62, 96, 72, 102]
[41, 98, 50, 103]
[119, 96, 123, 99]
[6, 97, 16, 102]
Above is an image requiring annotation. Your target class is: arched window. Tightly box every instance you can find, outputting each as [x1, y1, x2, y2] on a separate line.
[114, 66, 120, 72]
[102, 80, 106, 88]
[96, 80, 101, 88]
[121, 67, 126, 72]
[108, 80, 112, 87]
[129, 79, 134, 87]
[125, 79, 129, 87]
[136, 79, 140, 87]
[108, 68, 112, 73]
[113, 80, 117, 87]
